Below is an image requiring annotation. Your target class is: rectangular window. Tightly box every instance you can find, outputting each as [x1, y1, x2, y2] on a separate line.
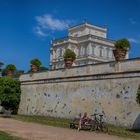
[78, 47, 81, 56]
[99, 48, 103, 57]
[106, 48, 109, 58]
[60, 48, 63, 57]
[92, 46, 94, 55]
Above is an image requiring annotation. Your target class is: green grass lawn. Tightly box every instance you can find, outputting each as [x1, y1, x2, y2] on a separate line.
[10, 115, 140, 140]
[0, 131, 22, 140]
[12, 115, 70, 128]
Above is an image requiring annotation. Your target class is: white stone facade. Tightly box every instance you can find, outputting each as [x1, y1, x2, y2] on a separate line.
[50, 23, 128, 69]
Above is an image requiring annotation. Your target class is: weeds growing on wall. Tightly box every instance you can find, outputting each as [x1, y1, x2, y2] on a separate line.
[136, 85, 140, 105]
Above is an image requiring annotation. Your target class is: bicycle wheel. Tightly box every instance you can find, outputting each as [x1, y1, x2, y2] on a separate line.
[100, 122, 108, 133]
[90, 121, 99, 131]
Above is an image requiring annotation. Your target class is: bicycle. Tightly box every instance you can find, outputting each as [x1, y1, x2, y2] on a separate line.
[90, 113, 108, 132]
[70, 113, 108, 132]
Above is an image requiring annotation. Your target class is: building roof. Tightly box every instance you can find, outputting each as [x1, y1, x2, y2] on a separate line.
[68, 22, 107, 32]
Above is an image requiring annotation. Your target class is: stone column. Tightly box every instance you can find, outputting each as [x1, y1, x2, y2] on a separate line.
[75, 47, 78, 57]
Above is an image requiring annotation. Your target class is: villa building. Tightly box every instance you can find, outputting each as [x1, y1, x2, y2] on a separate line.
[50, 23, 128, 69]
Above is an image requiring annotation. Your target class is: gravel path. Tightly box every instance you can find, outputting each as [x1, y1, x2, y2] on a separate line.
[0, 117, 132, 140]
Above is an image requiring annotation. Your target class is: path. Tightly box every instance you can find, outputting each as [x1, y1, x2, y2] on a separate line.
[0, 117, 132, 140]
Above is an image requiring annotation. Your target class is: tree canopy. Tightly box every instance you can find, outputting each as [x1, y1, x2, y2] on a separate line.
[114, 38, 131, 50]
[30, 58, 42, 67]
[0, 77, 21, 114]
[6, 64, 16, 71]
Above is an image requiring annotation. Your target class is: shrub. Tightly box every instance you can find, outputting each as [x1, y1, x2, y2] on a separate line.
[136, 85, 140, 105]
[0, 62, 4, 71]
[0, 62, 4, 67]
[6, 64, 16, 71]
[114, 38, 131, 50]
[63, 49, 76, 61]
[30, 58, 42, 67]
[1, 69, 8, 76]
[0, 77, 21, 114]
[2, 64, 16, 76]
[39, 66, 48, 72]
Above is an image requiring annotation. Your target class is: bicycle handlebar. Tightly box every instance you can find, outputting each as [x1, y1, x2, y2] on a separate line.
[91, 113, 98, 116]
[91, 114, 104, 117]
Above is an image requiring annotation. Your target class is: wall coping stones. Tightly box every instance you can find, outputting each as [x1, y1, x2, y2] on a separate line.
[20, 58, 140, 83]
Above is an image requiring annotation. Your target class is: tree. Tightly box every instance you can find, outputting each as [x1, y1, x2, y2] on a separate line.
[114, 38, 131, 50]
[0, 61, 4, 71]
[1, 69, 8, 76]
[6, 64, 16, 71]
[30, 58, 42, 67]
[63, 49, 76, 61]
[0, 62, 4, 67]
[3, 64, 16, 76]
[0, 77, 21, 114]
[113, 38, 131, 61]
[63, 49, 76, 68]
[30, 58, 42, 72]
[39, 66, 48, 72]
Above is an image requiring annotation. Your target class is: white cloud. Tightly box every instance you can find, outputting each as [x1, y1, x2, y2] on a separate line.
[33, 26, 47, 37]
[128, 38, 140, 44]
[34, 14, 74, 37]
[129, 18, 137, 25]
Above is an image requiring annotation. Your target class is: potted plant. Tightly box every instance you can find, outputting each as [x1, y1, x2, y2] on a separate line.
[113, 38, 131, 61]
[30, 58, 42, 72]
[6, 64, 16, 75]
[63, 49, 76, 68]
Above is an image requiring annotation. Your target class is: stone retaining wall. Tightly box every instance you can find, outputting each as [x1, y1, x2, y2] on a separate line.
[18, 58, 140, 129]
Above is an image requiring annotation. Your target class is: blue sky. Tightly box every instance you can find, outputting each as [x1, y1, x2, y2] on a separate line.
[0, 0, 140, 71]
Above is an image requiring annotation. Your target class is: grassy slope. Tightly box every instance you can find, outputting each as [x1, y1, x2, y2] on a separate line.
[12, 115, 70, 128]
[0, 131, 22, 140]
[11, 115, 140, 140]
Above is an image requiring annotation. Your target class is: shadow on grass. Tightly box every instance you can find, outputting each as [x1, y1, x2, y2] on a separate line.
[128, 129, 140, 133]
